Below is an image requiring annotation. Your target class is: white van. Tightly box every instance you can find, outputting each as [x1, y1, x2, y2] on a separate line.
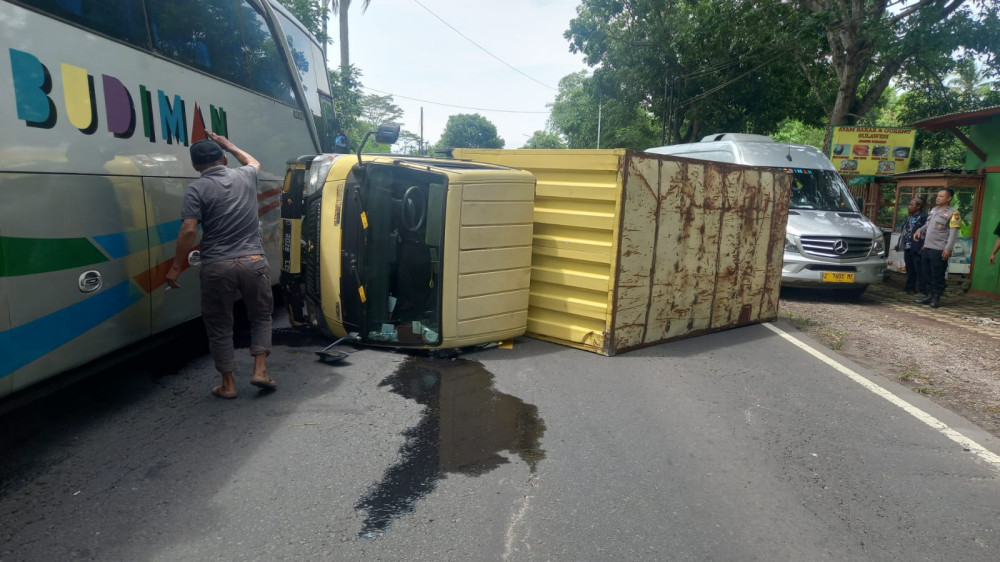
[647, 133, 886, 296]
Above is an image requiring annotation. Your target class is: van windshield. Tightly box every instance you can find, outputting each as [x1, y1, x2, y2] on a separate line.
[358, 164, 446, 345]
[780, 168, 859, 212]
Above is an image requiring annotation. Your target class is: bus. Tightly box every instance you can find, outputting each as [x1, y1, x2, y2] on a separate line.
[0, 0, 340, 398]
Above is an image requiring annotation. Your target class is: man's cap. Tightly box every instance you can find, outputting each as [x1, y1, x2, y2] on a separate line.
[190, 139, 224, 165]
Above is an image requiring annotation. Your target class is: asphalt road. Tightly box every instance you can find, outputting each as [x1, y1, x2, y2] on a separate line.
[2, 319, 1000, 561]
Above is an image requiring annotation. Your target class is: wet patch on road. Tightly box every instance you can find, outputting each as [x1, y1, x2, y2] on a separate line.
[355, 356, 546, 538]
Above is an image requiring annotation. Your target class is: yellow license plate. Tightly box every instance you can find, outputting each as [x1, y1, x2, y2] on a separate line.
[822, 272, 855, 283]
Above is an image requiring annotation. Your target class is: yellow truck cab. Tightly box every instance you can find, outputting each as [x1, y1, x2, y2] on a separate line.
[280, 141, 536, 350]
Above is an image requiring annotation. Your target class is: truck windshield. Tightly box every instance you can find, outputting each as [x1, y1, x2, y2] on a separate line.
[782, 168, 859, 212]
[360, 164, 446, 345]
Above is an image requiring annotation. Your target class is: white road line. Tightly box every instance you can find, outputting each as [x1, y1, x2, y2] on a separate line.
[763, 322, 1000, 472]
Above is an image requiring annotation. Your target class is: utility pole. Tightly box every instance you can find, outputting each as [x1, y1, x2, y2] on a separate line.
[666, 79, 674, 146]
[597, 101, 602, 149]
[420, 107, 424, 156]
[321, 0, 331, 64]
[660, 77, 668, 145]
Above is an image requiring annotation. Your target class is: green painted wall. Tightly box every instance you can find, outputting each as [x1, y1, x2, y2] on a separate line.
[966, 115, 1000, 295]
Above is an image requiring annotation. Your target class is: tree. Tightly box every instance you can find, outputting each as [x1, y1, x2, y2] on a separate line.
[329, 65, 364, 148]
[566, 1, 825, 147]
[359, 93, 404, 130]
[945, 56, 997, 99]
[279, 0, 328, 44]
[548, 70, 661, 150]
[548, 72, 600, 148]
[329, 0, 372, 75]
[769, 119, 826, 151]
[523, 130, 566, 149]
[394, 131, 424, 155]
[565, 0, 1000, 151]
[436, 114, 505, 150]
[787, 0, 997, 150]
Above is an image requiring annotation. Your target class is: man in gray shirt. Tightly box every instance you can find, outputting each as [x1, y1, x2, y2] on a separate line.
[913, 188, 961, 309]
[165, 132, 276, 398]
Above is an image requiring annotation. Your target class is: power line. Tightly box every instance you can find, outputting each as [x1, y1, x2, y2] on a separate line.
[678, 51, 789, 109]
[410, 0, 558, 91]
[362, 86, 549, 114]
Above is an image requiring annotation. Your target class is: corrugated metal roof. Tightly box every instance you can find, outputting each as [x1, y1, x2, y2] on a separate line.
[890, 168, 977, 178]
[910, 105, 1000, 131]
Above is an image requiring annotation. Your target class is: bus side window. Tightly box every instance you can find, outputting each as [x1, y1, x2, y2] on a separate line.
[20, 0, 150, 48]
[145, 0, 246, 86]
[238, 2, 297, 105]
[318, 93, 339, 153]
[275, 11, 326, 113]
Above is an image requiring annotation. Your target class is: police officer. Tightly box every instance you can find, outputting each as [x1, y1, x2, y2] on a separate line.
[912, 188, 961, 308]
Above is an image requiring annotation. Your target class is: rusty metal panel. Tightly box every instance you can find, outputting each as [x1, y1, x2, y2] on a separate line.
[612, 153, 790, 354]
[452, 148, 790, 356]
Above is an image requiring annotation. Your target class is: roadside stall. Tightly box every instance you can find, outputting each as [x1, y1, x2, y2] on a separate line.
[910, 106, 1000, 298]
[887, 169, 985, 292]
[847, 175, 897, 257]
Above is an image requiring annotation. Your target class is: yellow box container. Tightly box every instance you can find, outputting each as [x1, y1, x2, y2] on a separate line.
[452, 149, 791, 355]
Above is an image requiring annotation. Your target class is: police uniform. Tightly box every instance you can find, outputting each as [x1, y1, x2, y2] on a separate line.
[914, 204, 960, 307]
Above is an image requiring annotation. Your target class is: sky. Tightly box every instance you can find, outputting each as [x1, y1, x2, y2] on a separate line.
[344, 0, 589, 149]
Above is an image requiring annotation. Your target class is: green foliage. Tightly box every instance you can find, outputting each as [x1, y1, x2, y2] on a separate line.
[359, 93, 404, 130]
[889, 58, 1000, 170]
[523, 130, 566, 149]
[565, 0, 823, 146]
[769, 120, 825, 151]
[394, 131, 425, 156]
[548, 71, 600, 148]
[436, 114, 505, 150]
[277, 0, 328, 45]
[329, 66, 364, 150]
[563, 0, 999, 153]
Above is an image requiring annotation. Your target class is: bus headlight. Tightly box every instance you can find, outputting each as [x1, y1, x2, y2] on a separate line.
[784, 234, 800, 254]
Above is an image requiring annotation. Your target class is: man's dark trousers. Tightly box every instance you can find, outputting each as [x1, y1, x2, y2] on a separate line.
[903, 248, 926, 294]
[920, 248, 948, 300]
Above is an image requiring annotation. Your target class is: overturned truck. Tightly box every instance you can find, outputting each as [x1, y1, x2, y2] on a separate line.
[282, 145, 791, 355]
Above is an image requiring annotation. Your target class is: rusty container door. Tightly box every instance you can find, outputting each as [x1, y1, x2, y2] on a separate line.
[451, 149, 790, 355]
[612, 153, 790, 354]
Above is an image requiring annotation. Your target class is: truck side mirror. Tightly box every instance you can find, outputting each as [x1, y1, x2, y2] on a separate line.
[375, 123, 401, 144]
[357, 123, 402, 166]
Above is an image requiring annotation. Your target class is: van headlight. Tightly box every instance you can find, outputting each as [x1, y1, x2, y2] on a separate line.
[784, 234, 800, 254]
[871, 235, 885, 257]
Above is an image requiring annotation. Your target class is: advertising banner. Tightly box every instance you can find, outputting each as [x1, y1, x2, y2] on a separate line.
[829, 127, 916, 176]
